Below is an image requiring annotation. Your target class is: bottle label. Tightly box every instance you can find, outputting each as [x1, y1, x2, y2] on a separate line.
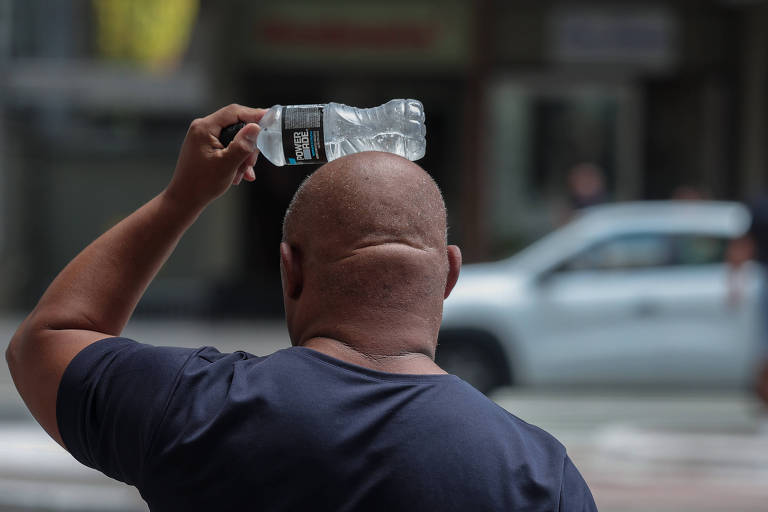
[282, 105, 327, 165]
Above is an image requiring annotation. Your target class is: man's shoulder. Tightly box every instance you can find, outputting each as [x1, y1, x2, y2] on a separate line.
[447, 381, 567, 453]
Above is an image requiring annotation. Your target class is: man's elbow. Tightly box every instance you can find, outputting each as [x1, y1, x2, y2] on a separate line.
[5, 340, 13, 372]
[6, 317, 41, 376]
[6, 325, 26, 376]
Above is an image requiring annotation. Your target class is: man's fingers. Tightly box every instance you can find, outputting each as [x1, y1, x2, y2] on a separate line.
[233, 159, 249, 185]
[246, 150, 259, 168]
[233, 165, 255, 185]
[223, 123, 261, 168]
[205, 104, 267, 132]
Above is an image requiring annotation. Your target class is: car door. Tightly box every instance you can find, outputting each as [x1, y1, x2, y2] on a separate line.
[519, 232, 753, 386]
[656, 233, 758, 386]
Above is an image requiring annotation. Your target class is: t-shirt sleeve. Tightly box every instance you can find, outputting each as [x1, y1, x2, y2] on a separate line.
[559, 455, 598, 511]
[56, 337, 199, 485]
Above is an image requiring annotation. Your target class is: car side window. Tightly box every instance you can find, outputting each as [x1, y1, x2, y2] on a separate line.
[560, 233, 673, 271]
[558, 233, 732, 273]
[672, 235, 729, 265]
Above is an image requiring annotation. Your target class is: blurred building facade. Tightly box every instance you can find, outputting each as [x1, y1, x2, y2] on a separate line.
[0, 0, 766, 316]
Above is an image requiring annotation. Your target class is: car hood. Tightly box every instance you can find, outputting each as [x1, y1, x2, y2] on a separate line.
[443, 260, 527, 314]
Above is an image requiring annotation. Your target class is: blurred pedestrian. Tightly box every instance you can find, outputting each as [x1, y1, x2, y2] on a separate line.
[6, 105, 597, 510]
[567, 162, 608, 210]
[727, 195, 768, 409]
[558, 162, 608, 225]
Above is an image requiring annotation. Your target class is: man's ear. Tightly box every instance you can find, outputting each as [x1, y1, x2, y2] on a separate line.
[444, 245, 462, 299]
[280, 242, 303, 299]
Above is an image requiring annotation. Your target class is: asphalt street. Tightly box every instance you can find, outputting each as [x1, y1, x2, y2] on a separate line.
[1, 317, 767, 511]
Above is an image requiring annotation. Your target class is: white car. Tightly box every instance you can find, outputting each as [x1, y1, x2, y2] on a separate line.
[438, 201, 764, 393]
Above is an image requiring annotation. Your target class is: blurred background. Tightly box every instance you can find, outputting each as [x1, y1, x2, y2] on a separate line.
[0, 0, 767, 510]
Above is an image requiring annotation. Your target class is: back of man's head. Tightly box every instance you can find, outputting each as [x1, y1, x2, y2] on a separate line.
[280, 151, 459, 357]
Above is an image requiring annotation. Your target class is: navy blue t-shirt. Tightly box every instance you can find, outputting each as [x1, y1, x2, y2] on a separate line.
[57, 338, 597, 511]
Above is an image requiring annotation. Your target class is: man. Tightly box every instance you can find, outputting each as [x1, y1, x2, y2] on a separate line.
[729, 196, 768, 406]
[7, 105, 596, 511]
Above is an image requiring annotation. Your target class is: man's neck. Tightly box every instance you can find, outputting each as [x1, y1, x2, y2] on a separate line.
[299, 336, 447, 375]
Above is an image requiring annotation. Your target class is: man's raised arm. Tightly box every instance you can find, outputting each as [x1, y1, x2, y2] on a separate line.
[5, 104, 264, 446]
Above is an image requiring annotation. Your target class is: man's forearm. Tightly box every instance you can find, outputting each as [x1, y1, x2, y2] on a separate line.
[5, 105, 265, 446]
[22, 190, 202, 336]
[5, 189, 203, 446]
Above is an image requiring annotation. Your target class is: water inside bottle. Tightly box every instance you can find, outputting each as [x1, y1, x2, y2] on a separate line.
[324, 99, 426, 162]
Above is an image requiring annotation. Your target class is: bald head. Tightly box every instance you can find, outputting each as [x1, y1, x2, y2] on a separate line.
[283, 151, 447, 256]
[279, 152, 460, 356]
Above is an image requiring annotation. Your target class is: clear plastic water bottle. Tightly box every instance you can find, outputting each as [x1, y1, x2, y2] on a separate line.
[233, 99, 426, 166]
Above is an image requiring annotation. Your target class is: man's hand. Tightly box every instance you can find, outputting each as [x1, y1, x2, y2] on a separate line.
[726, 234, 755, 307]
[165, 104, 266, 210]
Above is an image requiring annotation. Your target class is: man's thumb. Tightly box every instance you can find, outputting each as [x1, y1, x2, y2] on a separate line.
[223, 123, 260, 166]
